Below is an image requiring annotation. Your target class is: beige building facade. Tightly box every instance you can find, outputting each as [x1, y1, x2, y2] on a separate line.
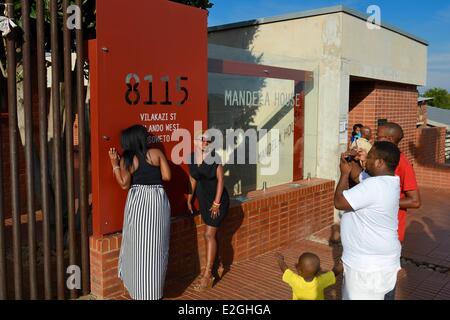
[208, 5, 428, 191]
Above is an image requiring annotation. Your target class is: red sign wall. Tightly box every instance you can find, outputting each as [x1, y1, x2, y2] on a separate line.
[90, 0, 207, 236]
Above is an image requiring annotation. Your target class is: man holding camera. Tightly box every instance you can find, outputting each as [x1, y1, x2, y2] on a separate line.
[335, 141, 402, 300]
[335, 122, 422, 300]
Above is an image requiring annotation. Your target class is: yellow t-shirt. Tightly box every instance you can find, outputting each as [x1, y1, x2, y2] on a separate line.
[282, 269, 336, 300]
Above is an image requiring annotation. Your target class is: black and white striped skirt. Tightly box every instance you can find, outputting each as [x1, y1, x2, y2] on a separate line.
[118, 185, 171, 300]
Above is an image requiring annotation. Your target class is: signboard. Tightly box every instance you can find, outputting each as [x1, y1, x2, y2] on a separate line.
[90, 0, 207, 236]
[208, 59, 309, 193]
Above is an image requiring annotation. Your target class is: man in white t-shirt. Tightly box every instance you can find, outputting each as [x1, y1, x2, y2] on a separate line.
[334, 141, 401, 300]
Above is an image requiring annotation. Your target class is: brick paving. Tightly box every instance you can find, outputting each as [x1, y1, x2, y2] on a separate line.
[402, 187, 450, 269]
[114, 186, 450, 300]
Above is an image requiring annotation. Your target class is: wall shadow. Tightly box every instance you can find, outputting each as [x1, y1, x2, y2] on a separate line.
[215, 205, 245, 280]
[163, 214, 201, 299]
[411, 128, 447, 168]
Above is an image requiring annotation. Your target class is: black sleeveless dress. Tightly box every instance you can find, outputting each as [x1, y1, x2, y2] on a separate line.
[188, 152, 229, 227]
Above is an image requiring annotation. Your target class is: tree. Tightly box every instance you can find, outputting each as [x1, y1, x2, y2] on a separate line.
[171, 0, 214, 10]
[424, 88, 450, 110]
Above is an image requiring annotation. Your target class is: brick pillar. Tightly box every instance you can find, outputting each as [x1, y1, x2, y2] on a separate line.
[90, 233, 125, 299]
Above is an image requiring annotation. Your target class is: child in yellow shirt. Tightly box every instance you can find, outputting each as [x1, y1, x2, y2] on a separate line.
[275, 252, 343, 300]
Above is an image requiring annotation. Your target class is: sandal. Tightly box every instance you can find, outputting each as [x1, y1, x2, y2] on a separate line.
[192, 275, 215, 292]
[216, 265, 226, 279]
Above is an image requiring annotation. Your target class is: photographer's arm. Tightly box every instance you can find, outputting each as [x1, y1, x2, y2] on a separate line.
[334, 154, 354, 211]
[349, 161, 363, 184]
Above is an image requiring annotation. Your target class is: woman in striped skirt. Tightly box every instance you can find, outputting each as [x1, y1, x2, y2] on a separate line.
[108, 125, 171, 300]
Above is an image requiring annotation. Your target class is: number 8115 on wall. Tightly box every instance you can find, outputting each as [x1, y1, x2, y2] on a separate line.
[125, 73, 189, 106]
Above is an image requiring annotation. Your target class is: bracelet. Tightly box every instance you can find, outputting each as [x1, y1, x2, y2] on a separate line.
[213, 201, 221, 207]
[113, 166, 120, 171]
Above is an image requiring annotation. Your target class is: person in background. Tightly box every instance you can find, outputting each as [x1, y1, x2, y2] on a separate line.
[375, 123, 421, 242]
[187, 131, 230, 291]
[108, 125, 171, 300]
[275, 252, 343, 300]
[335, 141, 402, 300]
[351, 126, 373, 154]
[351, 124, 364, 144]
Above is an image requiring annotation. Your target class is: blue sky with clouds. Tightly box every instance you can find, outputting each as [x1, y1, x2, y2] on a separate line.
[208, 0, 450, 92]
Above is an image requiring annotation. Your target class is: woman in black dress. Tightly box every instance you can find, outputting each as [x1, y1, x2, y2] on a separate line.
[187, 132, 230, 291]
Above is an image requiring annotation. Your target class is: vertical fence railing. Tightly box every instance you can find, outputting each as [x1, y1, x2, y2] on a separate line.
[6, 0, 23, 300]
[1, 0, 91, 301]
[36, 0, 53, 300]
[21, 0, 38, 300]
[63, 0, 78, 300]
[0, 92, 6, 300]
[50, 0, 66, 301]
[76, 0, 90, 296]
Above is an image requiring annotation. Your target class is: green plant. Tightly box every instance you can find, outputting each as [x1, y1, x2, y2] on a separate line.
[424, 88, 450, 110]
[171, 0, 214, 10]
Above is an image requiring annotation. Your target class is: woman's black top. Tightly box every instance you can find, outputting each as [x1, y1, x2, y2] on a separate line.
[188, 151, 229, 228]
[132, 152, 163, 186]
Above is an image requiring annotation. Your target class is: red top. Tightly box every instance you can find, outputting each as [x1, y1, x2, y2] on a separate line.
[395, 153, 418, 241]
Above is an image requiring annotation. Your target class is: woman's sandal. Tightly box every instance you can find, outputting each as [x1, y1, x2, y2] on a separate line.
[191, 273, 205, 286]
[192, 275, 215, 292]
[216, 265, 226, 279]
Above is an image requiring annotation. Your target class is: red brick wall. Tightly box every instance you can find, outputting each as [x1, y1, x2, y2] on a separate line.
[349, 82, 376, 135]
[89, 179, 335, 299]
[374, 83, 418, 161]
[414, 127, 450, 190]
[414, 165, 450, 190]
[90, 233, 125, 299]
[349, 81, 418, 161]
[414, 127, 446, 165]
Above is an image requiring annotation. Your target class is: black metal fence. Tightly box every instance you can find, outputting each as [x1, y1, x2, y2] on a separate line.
[0, 0, 91, 300]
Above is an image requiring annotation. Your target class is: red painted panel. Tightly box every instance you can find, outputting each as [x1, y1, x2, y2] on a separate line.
[90, 0, 207, 236]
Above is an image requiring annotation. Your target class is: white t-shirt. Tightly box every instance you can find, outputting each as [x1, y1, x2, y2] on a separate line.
[341, 175, 401, 272]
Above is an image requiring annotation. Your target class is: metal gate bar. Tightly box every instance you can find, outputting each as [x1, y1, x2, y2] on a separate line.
[50, 0, 66, 301]
[0, 89, 6, 300]
[63, 0, 78, 300]
[76, 0, 90, 296]
[21, 0, 38, 300]
[36, 0, 53, 300]
[6, 0, 23, 300]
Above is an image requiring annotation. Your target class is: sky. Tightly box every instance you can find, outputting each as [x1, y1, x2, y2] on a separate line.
[207, 0, 450, 92]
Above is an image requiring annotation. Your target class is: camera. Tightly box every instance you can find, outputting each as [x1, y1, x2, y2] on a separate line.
[345, 155, 355, 162]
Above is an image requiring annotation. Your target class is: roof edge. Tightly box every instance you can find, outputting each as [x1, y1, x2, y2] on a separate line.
[208, 5, 429, 46]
